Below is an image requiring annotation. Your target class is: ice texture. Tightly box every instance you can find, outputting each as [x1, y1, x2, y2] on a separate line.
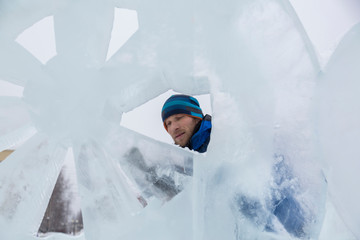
[316, 22, 360, 239]
[0, 0, 359, 240]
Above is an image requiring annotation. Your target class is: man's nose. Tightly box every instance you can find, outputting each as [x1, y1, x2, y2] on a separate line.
[170, 122, 180, 132]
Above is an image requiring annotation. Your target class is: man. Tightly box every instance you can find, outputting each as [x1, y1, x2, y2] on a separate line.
[161, 94, 211, 153]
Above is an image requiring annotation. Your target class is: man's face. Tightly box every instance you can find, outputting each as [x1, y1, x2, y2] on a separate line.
[164, 114, 201, 147]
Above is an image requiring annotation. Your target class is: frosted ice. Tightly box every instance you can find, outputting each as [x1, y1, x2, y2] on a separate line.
[316, 22, 360, 239]
[0, 0, 359, 239]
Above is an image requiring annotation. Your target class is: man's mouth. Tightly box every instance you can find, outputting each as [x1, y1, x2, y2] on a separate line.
[175, 132, 185, 139]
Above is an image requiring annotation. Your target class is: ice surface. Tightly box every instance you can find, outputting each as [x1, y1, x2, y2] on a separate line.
[316, 22, 360, 239]
[0, 133, 67, 239]
[0, 0, 359, 239]
[193, 1, 326, 239]
[0, 97, 36, 151]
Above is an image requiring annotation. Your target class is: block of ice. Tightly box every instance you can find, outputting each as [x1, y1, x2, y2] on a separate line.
[316, 22, 360, 239]
[0, 134, 67, 239]
[193, 0, 326, 239]
[0, 1, 198, 238]
[70, 125, 194, 240]
[0, 0, 358, 239]
[0, 97, 36, 151]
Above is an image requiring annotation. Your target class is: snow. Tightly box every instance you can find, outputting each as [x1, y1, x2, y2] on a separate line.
[0, 0, 359, 239]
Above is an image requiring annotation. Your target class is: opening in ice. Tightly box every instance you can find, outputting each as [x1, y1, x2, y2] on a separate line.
[121, 90, 212, 145]
[37, 148, 83, 237]
[106, 8, 139, 61]
[15, 16, 57, 65]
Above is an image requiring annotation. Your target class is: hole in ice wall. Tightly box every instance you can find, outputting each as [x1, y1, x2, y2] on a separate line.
[37, 148, 83, 237]
[15, 16, 57, 65]
[120, 90, 212, 145]
[106, 8, 139, 61]
[0, 150, 14, 162]
[0, 79, 24, 97]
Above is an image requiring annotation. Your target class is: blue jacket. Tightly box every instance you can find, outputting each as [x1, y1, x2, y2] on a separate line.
[187, 114, 212, 153]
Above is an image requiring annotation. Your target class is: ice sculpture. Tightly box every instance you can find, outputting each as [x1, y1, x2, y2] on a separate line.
[0, 0, 359, 240]
[193, 1, 327, 239]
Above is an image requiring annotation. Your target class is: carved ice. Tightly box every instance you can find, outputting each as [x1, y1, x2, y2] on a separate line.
[0, 0, 359, 239]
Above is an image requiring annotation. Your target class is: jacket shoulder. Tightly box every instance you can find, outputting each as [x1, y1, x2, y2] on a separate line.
[203, 114, 212, 121]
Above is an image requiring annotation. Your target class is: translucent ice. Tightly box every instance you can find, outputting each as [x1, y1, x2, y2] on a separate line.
[193, 1, 326, 239]
[0, 134, 67, 239]
[0, 0, 359, 239]
[316, 22, 360, 239]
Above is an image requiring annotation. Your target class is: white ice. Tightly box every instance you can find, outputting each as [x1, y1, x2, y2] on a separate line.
[0, 0, 359, 239]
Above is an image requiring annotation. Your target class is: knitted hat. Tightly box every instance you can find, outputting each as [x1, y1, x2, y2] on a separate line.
[162, 94, 203, 129]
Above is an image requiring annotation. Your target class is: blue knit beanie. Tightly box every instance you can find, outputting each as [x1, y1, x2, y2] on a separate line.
[162, 94, 203, 129]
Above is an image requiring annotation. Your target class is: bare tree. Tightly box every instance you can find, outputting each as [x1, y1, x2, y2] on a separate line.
[38, 169, 83, 235]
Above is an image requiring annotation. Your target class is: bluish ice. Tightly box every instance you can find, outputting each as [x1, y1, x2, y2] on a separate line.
[0, 0, 359, 239]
